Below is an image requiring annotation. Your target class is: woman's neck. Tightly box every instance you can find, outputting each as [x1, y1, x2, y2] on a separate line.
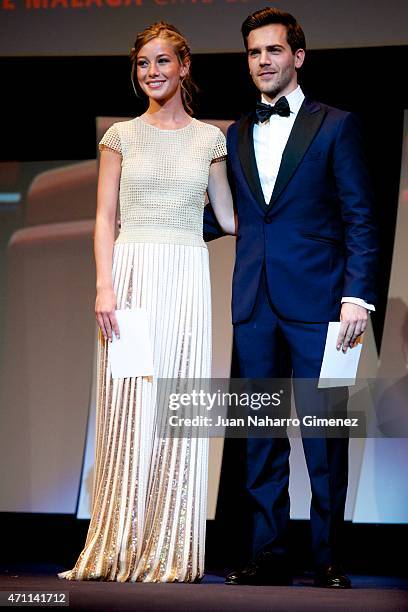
[143, 94, 190, 128]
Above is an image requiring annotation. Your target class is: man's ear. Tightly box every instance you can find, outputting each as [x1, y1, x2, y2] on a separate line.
[294, 48, 305, 70]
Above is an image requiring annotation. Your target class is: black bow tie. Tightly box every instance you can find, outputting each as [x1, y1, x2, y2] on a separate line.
[255, 97, 290, 122]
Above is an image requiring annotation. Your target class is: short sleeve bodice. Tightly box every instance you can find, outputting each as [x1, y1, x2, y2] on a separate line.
[99, 118, 227, 247]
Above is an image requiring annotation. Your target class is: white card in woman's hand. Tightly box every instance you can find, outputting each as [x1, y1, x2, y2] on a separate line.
[108, 308, 154, 379]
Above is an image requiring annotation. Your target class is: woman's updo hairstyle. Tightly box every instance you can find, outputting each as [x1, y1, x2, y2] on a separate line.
[130, 21, 197, 116]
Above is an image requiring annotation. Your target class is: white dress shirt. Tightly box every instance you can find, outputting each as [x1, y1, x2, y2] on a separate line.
[253, 85, 374, 312]
[253, 85, 305, 203]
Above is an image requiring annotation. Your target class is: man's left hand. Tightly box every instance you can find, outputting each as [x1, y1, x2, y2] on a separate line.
[336, 303, 368, 353]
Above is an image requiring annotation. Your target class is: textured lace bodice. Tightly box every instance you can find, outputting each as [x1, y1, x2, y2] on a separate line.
[99, 117, 227, 247]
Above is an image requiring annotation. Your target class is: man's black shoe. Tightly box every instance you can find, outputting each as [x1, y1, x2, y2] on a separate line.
[225, 552, 293, 586]
[314, 564, 352, 588]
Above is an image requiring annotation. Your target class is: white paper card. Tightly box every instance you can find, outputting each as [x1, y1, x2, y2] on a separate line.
[318, 322, 363, 388]
[108, 308, 154, 379]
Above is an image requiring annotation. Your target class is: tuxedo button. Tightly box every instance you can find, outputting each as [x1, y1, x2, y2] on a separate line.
[264, 216, 272, 224]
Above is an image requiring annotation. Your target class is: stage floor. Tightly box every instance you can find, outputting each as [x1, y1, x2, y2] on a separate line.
[0, 564, 407, 611]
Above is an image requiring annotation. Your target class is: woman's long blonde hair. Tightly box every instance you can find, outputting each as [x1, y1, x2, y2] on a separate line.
[130, 21, 197, 116]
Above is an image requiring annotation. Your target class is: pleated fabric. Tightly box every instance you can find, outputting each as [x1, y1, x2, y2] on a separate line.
[58, 241, 211, 582]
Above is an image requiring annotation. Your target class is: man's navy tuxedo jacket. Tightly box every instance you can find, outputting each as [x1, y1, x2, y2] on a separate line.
[204, 98, 378, 325]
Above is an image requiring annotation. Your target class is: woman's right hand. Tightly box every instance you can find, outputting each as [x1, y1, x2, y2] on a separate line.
[95, 287, 120, 342]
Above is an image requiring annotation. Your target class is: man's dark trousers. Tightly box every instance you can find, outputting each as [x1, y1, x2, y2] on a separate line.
[234, 270, 349, 569]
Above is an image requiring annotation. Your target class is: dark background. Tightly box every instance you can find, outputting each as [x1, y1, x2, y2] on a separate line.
[1, 45, 407, 573]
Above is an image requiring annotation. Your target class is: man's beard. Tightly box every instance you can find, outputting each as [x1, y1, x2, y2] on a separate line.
[262, 83, 282, 99]
[258, 68, 293, 99]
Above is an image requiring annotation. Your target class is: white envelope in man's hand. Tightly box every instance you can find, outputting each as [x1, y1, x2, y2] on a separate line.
[108, 308, 154, 379]
[318, 322, 363, 388]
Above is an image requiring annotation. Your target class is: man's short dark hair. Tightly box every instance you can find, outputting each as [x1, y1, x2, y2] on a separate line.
[241, 7, 306, 54]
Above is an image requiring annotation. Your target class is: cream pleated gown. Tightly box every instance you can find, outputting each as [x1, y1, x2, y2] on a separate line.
[58, 117, 226, 582]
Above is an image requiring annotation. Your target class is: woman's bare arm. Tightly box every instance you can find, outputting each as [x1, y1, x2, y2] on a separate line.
[94, 148, 121, 341]
[207, 160, 236, 235]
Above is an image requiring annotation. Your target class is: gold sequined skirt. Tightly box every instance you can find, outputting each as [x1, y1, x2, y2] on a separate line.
[58, 241, 211, 582]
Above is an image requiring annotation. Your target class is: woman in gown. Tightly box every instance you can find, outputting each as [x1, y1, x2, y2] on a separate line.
[58, 22, 235, 583]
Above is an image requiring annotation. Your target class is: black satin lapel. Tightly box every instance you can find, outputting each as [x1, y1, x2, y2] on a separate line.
[238, 114, 268, 212]
[268, 101, 327, 209]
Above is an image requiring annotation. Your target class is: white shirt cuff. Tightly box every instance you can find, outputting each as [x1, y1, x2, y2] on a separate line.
[341, 297, 375, 312]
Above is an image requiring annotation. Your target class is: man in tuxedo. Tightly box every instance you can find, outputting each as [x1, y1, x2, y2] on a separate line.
[204, 7, 378, 588]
